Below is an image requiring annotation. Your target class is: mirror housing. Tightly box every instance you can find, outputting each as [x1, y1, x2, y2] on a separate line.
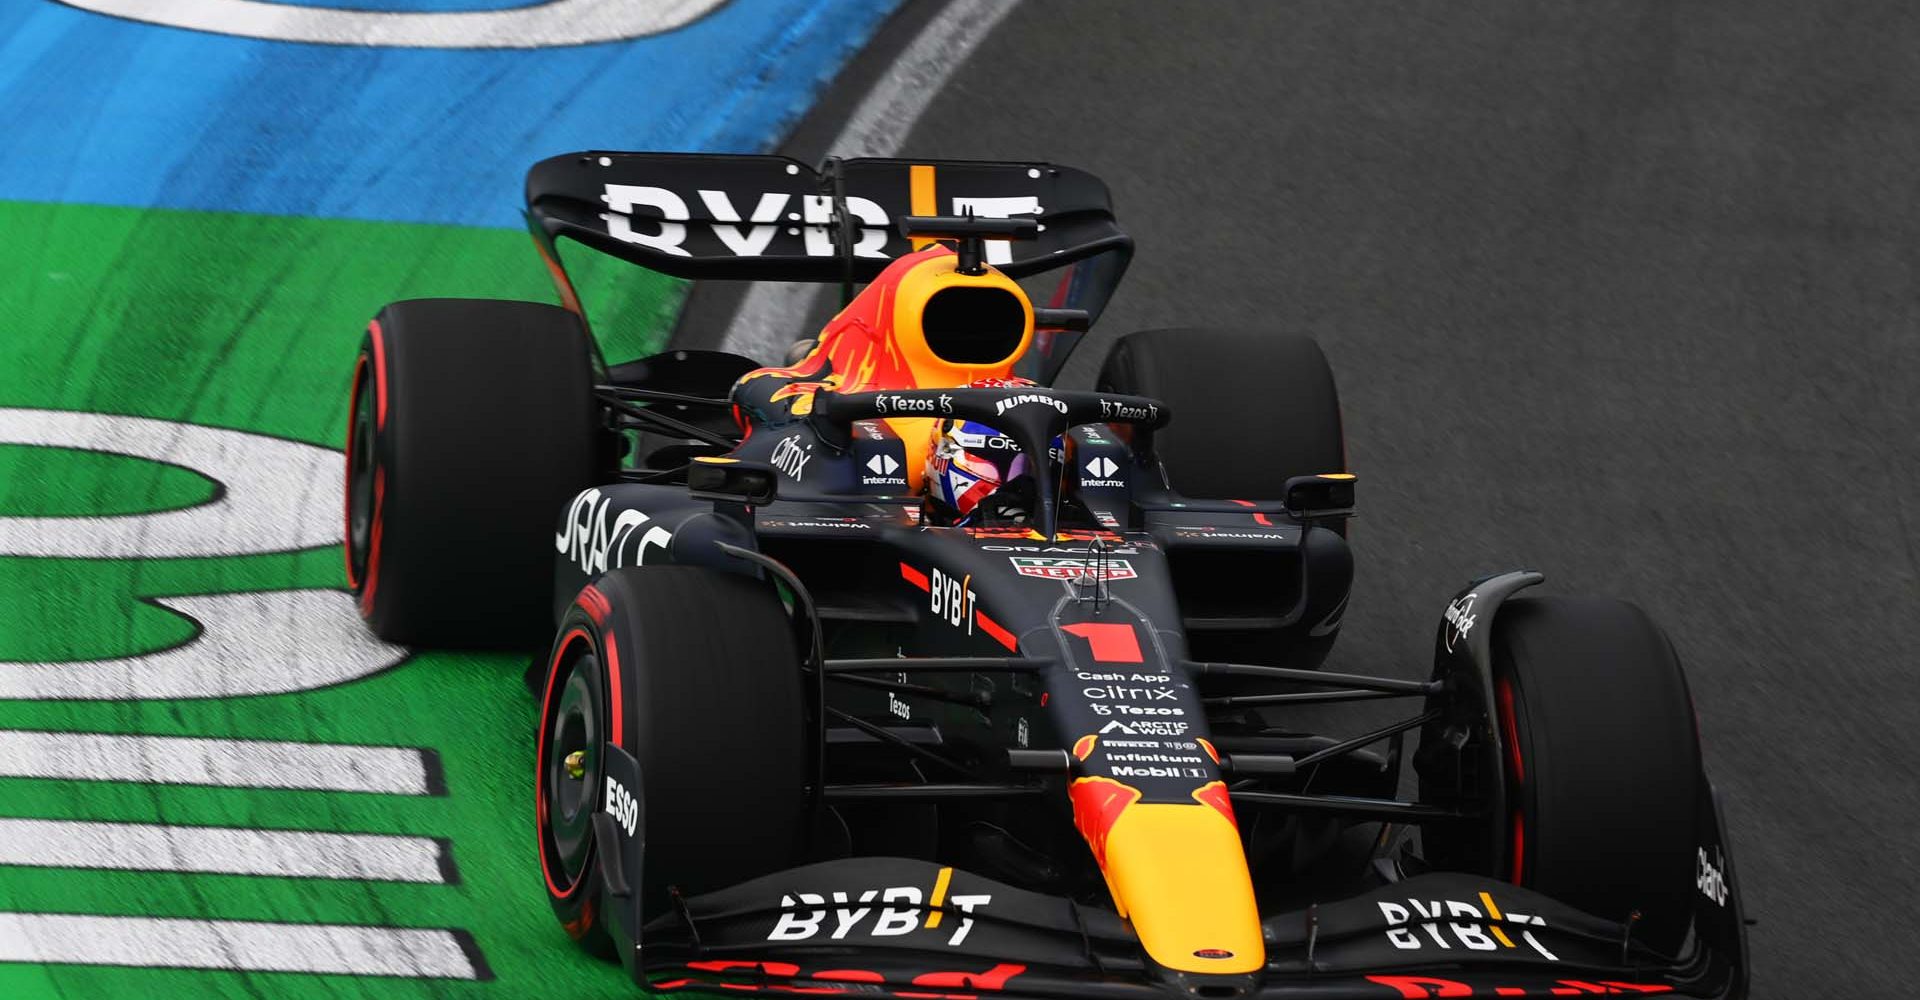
[688, 457, 779, 506]
[1283, 473, 1356, 522]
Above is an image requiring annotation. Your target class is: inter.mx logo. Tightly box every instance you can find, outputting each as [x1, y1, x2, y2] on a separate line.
[864, 453, 906, 487]
[1082, 456, 1125, 488]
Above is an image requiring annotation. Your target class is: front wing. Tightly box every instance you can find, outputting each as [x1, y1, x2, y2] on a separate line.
[632, 859, 1741, 1000]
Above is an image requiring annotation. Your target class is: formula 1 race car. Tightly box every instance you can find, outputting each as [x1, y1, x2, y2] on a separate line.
[343, 152, 1749, 999]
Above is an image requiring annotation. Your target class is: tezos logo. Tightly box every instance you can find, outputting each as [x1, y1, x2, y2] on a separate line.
[874, 393, 950, 415]
[1696, 846, 1728, 906]
[993, 393, 1068, 416]
[1443, 593, 1478, 652]
[604, 775, 639, 838]
[1098, 398, 1158, 422]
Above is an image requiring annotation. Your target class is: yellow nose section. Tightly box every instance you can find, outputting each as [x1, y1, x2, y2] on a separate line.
[1101, 799, 1265, 974]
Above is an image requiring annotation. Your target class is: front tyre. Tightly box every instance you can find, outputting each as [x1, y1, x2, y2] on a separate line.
[1422, 596, 1703, 952]
[536, 566, 810, 956]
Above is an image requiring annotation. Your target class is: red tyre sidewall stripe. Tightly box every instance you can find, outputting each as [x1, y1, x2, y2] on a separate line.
[604, 629, 624, 751]
[357, 469, 384, 617]
[1496, 676, 1528, 884]
[368, 319, 389, 429]
[538, 625, 596, 900]
[343, 353, 367, 591]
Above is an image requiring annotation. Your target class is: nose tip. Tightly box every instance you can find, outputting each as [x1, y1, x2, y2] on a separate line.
[1155, 969, 1256, 1000]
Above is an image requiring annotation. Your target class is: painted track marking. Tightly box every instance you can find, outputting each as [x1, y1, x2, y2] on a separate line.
[0, 408, 340, 559]
[722, 0, 1023, 362]
[53, 0, 726, 48]
[0, 818, 453, 883]
[0, 590, 408, 701]
[0, 912, 484, 978]
[0, 730, 439, 794]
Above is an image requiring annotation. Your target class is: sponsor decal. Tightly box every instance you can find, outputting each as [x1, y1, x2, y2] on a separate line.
[1010, 556, 1137, 581]
[1697, 846, 1728, 906]
[765, 871, 991, 948]
[874, 392, 954, 415]
[992, 393, 1068, 416]
[1100, 720, 1190, 736]
[1169, 527, 1293, 541]
[888, 691, 912, 721]
[1089, 704, 1183, 717]
[1015, 718, 1029, 749]
[862, 452, 908, 488]
[1104, 751, 1207, 766]
[984, 543, 1141, 555]
[1075, 671, 1170, 682]
[1443, 593, 1479, 652]
[1379, 890, 1557, 961]
[1082, 456, 1126, 488]
[929, 567, 977, 636]
[1193, 949, 1235, 960]
[1082, 684, 1176, 702]
[1098, 398, 1159, 422]
[664, 961, 1027, 995]
[556, 488, 672, 575]
[764, 518, 873, 530]
[604, 775, 638, 838]
[1364, 976, 1673, 998]
[770, 434, 812, 481]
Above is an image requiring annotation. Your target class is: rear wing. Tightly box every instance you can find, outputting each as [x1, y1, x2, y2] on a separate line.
[524, 151, 1133, 283]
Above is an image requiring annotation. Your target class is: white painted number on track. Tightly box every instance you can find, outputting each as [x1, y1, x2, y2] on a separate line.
[0, 408, 339, 558]
[0, 912, 483, 978]
[54, 0, 726, 48]
[0, 590, 406, 700]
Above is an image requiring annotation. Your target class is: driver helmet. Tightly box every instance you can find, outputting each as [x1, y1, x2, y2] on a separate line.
[925, 376, 1064, 524]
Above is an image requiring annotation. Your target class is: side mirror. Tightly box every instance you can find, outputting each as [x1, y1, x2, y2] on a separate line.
[1032, 307, 1091, 331]
[688, 457, 779, 506]
[1283, 473, 1356, 521]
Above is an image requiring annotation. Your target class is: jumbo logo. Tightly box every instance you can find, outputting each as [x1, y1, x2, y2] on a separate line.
[555, 488, 672, 576]
[604, 776, 638, 838]
[602, 186, 1043, 264]
[766, 868, 991, 947]
[992, 393, 1068, 416]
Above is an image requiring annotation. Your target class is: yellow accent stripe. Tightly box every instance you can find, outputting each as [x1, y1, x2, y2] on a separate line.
[1478, 892, 1516, 948]
[909, 164, 937, 250]
[925, 866, 953, 928]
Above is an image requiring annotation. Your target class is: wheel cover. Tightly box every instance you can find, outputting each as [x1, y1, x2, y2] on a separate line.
[541, 637, 602, 894]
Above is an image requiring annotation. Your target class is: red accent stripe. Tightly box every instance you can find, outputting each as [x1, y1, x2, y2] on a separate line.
[368, 319, 389, 429]
[578, 584, 612, 626]
[604, 631, 624, 750]
[976, 610, 1017, 651]
[1497, 678, 1524, 783]
[538, 627, 594, 899]
[1252, 511, 1273, 527]
[343, 354, 367, 590]
[1061, 622, 1143, 663]
[899, 562, 930, 592]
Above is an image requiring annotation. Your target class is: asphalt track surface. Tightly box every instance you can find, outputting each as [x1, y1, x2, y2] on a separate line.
[857, 3, 1918, 996]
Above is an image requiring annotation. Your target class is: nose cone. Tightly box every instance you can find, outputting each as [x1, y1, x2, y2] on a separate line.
[1095, 798, 1266, 975]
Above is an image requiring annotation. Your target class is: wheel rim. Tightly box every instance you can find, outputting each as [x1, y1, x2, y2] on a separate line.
[542, 637, 602, 893]
[345, 360, 376, 585]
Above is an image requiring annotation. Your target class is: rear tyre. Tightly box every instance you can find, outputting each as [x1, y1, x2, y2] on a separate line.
[1423, 596, 1702, 952]
[536, 566, 809, 953]
[1097, 328, 1345, 498]
[345, 299, 601, 647]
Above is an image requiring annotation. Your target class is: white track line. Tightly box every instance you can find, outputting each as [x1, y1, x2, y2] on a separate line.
[721, 0, 1023, 363]
[0, 912, 481, 978]
[0, 730, 437, 795]
[0, 818, 451, 883]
